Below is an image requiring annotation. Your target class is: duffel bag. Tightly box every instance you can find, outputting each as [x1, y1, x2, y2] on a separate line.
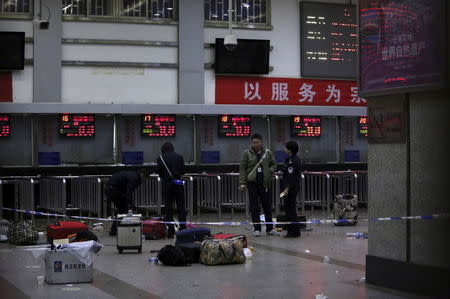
[212, 233, 248, 248]
[157, 245, 189, 266]
[175, 227, 211, 245]
[199, 238, 246, 265]
[8, 220, 39, 245]
[143, 219, 167, 240]
[177, 242, 202, 264]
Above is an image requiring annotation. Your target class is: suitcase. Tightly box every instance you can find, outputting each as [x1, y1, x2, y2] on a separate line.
[177, 242, 202, 264]
[333, 194, 358, 226]
[212, 233, 248, 248]
[143, 219, 167, 240]
[47, 221, 89, 243]
[275, 215, 307, 230]
[117, 214, 142, 253]
[45, 248, 93, 284]
[175, 227, 211, 245]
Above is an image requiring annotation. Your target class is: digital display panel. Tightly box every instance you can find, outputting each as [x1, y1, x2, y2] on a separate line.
[218, 115, 251, 137]
[142, 114, 176, 137]
[0, 115, 11, 137]
[300, 2, 357, 79]
[59, 114, 95, 137]
[359, 116, 368, 137]
[359, 0, 446, 95]
[291, 116, 321, 137]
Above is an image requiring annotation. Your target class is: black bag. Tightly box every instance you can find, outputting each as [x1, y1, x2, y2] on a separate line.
[175, 227, 211, 245]
[275, 215, 307, 230]
[157, 245, 188, 266]
[177, 242, 201, 264]
[71, 230, 99, 242]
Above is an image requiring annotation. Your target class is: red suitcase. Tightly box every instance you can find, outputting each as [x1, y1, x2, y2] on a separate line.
[47, 221, 89, 243]
[212, 233, 248, 248]
[143, 219, 167, 240]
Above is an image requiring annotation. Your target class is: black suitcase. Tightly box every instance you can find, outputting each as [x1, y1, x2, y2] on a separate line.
[275, 215, 307, 230]
[175, 227, 211, 245]
[177, 242, 202, 264]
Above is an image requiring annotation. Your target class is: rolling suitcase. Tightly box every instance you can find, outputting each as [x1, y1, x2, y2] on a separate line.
[117, 214, 142, 253]
[143, 218, 167, 240]
[333, 194, 358, 226]
[175, 227, 211, 245]
[47, 221, 89, 243]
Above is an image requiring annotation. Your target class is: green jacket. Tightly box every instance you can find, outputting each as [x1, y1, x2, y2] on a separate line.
[239, 146, 277, 187]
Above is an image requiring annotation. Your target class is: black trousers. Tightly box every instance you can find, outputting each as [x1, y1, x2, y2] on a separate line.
[163, 183, 187, 234]
[284, 188, 300, 236]
[105, 188, 131, 233]
[248, 182, 273, 232]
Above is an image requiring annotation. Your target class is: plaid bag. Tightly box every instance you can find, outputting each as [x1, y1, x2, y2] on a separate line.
[199, 238, 246, 265]
[7, 221, 39, 245]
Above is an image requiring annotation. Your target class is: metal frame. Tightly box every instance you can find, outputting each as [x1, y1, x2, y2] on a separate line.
[0, 103, 368, 116]
[0, 0, 33, 18]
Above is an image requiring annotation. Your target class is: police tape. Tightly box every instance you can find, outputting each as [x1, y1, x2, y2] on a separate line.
[1, 207, 449, 226]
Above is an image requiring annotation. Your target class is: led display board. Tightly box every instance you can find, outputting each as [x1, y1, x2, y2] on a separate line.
[0, 115, 11, 137]
[291, 116, 321, 137]
[218, 115, 251, 137]
[59, 114, 95, 137]
[359, 116, 368, 137]
[142, 114, 176, 137]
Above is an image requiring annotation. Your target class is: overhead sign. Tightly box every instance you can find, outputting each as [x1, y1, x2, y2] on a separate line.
[59, 114, 95, 137]
[0, 114, 10, 137]
[218, 115, 251, 137]
[215, 76, 365, 106]
[291, 116, 321, 137]
[142, 114, 176, 137]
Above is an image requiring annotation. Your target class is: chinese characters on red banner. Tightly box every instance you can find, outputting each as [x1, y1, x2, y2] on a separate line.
[215, 76, 366, 106]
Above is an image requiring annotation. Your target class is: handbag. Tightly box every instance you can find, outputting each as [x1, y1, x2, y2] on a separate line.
[160, 155, 185, 186]
[199, 237, 246, 265]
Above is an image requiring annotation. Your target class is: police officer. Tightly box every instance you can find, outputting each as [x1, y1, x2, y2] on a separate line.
[105, 170, 143, 235]
[156, 142, 187, 238]
[280, 141, 302, 238]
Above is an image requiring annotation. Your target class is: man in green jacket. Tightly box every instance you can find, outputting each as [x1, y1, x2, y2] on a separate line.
[239, 133, 280, 237]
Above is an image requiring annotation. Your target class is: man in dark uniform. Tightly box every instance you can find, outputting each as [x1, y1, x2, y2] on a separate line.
[105, 170, 143, 235]
[156, 142, 187, 238]
[280, 141, 302, 238]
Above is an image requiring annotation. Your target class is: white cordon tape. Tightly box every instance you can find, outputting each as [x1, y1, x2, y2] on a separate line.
[1, 207, 448, 226]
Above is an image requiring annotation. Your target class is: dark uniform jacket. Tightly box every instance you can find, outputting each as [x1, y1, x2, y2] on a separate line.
[282, 154, 302, 191]
[156, 151, 185, 184]
[106, 171, 142, 200]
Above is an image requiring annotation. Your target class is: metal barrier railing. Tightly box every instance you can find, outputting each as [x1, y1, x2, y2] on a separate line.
[70, 177, 103, 218]
[38, 177, 68, 216]
[188, 174, 222, 219]
[303, 172, 331, 219]
[132, 175, 162, 217]
[355, 171, 368, 204]
[182, 176, 194, 220]
[0, 178, 36, 221]
[219, 173, 247, 218]
[0, 170, 368, 224]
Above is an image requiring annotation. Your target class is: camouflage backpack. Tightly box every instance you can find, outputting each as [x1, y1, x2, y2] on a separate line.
[199, 237, 246, 265]
[7, 220, 39, 245]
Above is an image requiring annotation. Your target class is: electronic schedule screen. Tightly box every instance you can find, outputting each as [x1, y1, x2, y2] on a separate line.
[359, 116, 368, 137]
[142, 114, 175, 137]
[218, 115, 251, 137]
[0, 115, 11, 137]
[300, 2, 357, 79]
[291, 116, 321, 137]
[59, 114, 95, 137]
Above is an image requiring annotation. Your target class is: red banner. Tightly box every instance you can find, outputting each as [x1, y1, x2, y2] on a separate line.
[0, 72, 12, 102]
[215, 76, 366, 106]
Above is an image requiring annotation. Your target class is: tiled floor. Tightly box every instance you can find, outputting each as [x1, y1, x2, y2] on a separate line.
[0, 210, 426, 299]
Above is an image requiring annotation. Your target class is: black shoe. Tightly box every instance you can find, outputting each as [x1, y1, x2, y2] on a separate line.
[284, 234, 300, 238]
